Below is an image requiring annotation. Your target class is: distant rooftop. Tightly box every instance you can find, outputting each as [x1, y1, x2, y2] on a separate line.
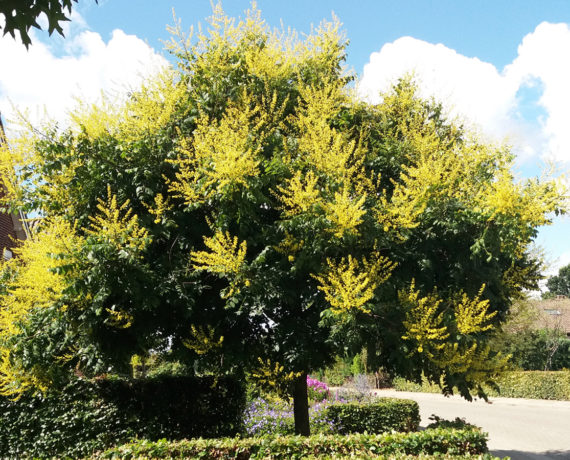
[530, 297, 570, 336]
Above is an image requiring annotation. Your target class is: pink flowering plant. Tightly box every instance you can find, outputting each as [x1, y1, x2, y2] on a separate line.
[307, 376, 329, 402]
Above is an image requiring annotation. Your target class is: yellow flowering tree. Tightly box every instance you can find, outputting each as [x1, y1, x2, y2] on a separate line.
[0, 4, 565, 435]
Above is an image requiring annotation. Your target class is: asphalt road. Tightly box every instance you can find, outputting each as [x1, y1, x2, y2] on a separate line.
[373, 389, 570, 460]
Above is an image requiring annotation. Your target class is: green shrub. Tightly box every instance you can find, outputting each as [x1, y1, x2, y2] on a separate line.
[392, 375, 441, 393]
[325, 397, 420, 434]
[493, 370, 570, 400]
[94, 428, 488, 459]
[0, 375, 245, 459]
[320, 355, 354, 386]
[393, 370, 570, 401]
[426, 415, 480, 431]
[498, 329, 570, 371]
[243, 396, 419, 437]
[97, 375, 246, 439]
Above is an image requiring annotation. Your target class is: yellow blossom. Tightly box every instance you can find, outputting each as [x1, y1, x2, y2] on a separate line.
[312, 253, 396, 314]
[0, 218, 83, 397]
[87, 185, 150, 255]
[105, 308, 133, 329]
[323, 186, 367, 238]
[251, 357, 302, 400]
[454, 286, 497, 335]
[400, 282, 450, 356]
[191, 230, 247, 277]
[145, 193, 173, 224]
[169, 93, 270, 204]
[276, 170, 321, 216]
[182, 325, 224, 355]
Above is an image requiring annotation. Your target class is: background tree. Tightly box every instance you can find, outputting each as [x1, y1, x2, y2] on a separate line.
[0, 0, 95, 48]
[0, 5, 565, 435]
[545, 263, 570, 297]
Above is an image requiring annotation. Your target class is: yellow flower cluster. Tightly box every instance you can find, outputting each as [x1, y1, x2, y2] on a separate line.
[191, 230, 247, 277]
[0, 219, 80, 337]
[401, 281, 509, 382]
[105, 308, 133, 329]
[250, 357, 302, 400]
[296, 83, 363, 182]
[0, 348, 49, 398]
[435, 342, 510, 383]
[69, 69, 187, 145]
[182, 325, 224, 355]
[323, 186, 367, 238]
[313, 253, 396, 314]
[87, 185, 150, 255]
[400, 282, 450, 355]
[454, 286, 497, 335]
[169, 95, 268, 205]
[144, 193, 173, 224]
[0, 133, 32, 209]
[0, 218, 82, 397]
[277, 170, 321, 217]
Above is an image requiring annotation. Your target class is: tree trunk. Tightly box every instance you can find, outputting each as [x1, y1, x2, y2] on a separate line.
[293, 372, 310, 436]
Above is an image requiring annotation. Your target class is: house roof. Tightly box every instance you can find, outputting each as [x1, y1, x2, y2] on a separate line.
[530, 297, 570, 335]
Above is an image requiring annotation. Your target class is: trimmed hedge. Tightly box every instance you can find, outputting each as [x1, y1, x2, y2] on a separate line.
[494, 370, 570, 400]
[95, 428, 489, 459]
[393, 370, 570, 401]
[0, 375, 245, 459]
[325, 397, 420, 434]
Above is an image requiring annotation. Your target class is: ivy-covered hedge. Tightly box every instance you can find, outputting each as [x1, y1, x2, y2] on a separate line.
[0, 375, 245, 459]
[94, 428, 488, 459]
[325, 397, 420, 434]
[393, 370, 570, 401]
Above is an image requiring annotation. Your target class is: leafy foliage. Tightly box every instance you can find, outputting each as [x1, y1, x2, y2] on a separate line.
[94, 428, 490, 459]
[0, 375, 245, 458]
[497, 328, 570, 371]
[427, 415, 480, 431]
[545, 263, 570, 297]
[0, 4, 565, 429]
[0, 0, 95, 48]
[393, 370, 570, 401]
[325, 398, 420, 434]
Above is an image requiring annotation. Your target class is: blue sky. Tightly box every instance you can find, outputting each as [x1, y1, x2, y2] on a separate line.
[1, 0, 570, 280]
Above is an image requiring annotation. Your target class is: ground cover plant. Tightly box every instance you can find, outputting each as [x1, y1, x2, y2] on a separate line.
[0, 2, 565, 439]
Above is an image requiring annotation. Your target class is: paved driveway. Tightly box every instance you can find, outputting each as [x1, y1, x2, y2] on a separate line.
[373, 389, 570, 460]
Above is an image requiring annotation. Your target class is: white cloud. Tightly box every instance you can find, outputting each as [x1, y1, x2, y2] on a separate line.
[358, 22, 570, 164]
[0, 21, 168, 134]
[358, 37, 517, 140]
[505, 22, 570, 164]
